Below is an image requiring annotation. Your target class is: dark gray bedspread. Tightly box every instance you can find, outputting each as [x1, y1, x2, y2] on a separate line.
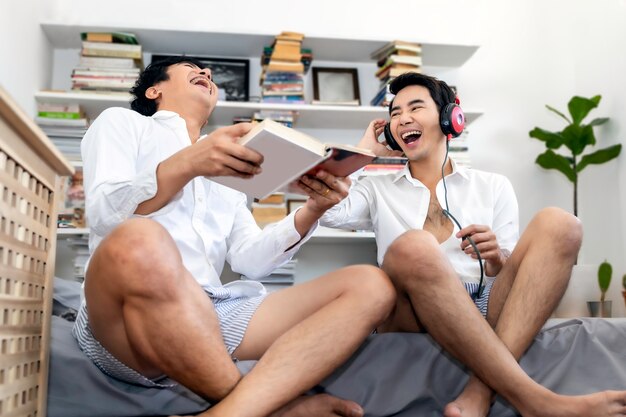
[48, 278, 626, 417]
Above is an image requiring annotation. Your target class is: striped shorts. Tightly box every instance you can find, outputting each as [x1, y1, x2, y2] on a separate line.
[464, 277, 495, 317]
[72, 287, 267, 388]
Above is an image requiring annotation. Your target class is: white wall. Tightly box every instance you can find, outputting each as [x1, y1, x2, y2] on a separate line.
[0, 0, 52, 115]
[4, 0, 625, 311]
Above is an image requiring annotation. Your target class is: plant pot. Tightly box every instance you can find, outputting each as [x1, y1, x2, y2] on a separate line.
[587, 300, 612, 318]
[623, 291, 626, 308]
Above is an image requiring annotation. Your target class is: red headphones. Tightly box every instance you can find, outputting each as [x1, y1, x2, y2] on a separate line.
[383, 97, 465, 151]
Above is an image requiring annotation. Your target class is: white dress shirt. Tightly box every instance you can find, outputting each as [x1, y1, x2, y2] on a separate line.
[321, 161, 519, 284]
[81, 107, 316, 298]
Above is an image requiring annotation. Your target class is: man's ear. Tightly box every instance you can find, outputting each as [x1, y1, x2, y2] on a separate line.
[145, 87, 161, 100]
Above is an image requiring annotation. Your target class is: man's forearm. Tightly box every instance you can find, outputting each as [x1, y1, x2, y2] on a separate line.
[135, 154, 194, 215]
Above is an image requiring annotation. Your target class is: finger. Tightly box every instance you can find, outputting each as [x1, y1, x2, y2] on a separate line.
[301, 175, 328, 196]
[222, 122, 253, 137]
[296, 180, 320, 199]
[315, 170, 344, 191]
[456, 224, 489, 239]
[223, 155, 262, 176]
[464, 241, 497, 256]
[370, 118, 386, 128]
[219, 165, 256, 179]
[222, 144, 263, 167]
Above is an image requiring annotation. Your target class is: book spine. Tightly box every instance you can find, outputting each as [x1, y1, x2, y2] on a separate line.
[37, 111, 82, 120]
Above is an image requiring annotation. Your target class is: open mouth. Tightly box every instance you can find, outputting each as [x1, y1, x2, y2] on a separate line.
[401, 130, 422, 145]
[191, 76, 211, 92]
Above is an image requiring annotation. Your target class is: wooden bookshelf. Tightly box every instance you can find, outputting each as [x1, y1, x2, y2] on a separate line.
[35, 91, 483, 129]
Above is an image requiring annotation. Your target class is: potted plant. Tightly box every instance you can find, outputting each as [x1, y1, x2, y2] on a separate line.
[587, 260, 612, 317]
[529, 95, 622, 217]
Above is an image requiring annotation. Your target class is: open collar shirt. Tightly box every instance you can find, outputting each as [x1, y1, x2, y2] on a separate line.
[81, 107, 315, 298]
[321, 161, 519, 284]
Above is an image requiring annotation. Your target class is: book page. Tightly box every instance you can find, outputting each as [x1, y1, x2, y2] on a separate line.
[286, 145, 376, 193]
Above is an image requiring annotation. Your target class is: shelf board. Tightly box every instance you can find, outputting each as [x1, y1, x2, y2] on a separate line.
[57, 227, 89, 236]
[41, 24, 479, 67]
[311, 228, 375, 243]
[56, 226, 375, 242]
[35, 91, 483, 129]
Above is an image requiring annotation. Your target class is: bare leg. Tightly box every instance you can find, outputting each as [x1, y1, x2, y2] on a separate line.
[85, 218, 240, 400]
[381, 218, 626, 417]
[87, 218, 395, 417]
[445, 207, 581, 417]
[198, 262, 395, 416]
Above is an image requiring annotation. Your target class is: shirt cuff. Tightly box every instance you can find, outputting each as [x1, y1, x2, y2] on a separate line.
[267, 207, 318, 254]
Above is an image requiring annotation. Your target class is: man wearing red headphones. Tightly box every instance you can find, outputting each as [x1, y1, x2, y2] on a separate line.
[321, 72, 626, 416]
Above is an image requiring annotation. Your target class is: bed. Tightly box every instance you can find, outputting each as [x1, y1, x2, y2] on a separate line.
[48, 278, 626, 417]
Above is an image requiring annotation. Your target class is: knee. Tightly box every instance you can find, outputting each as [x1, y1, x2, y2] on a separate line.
[382, 230, 442, 283]
[91, 218, 182, 293]
[347, 265, 396, 318]
[532, 207, 583, 256]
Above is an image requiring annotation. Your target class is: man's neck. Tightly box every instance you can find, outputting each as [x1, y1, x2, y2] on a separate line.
[408, 153, 453, 191]
[158, 104, 210, 143]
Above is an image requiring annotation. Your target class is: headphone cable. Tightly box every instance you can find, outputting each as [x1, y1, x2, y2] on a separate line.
[440, 139, 485, 299]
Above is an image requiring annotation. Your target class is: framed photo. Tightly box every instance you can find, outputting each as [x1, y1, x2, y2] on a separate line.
[151, 54, 250, 101]
[312, 67, 360, 105]
[286, 198, 307, 214]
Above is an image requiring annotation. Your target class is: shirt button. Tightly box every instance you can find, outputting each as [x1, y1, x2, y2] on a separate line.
[197, 197, 203, 203]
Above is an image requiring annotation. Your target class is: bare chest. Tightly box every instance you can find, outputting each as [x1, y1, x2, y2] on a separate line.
[422, 196, 453, 243]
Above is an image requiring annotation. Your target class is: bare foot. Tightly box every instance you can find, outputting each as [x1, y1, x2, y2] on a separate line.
[443, 377, 493, 417]
[522, 390, 626, 417]
[270, 393, 364, 417]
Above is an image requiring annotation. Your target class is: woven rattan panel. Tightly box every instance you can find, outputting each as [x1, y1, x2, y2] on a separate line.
[0, 149, 52, 417]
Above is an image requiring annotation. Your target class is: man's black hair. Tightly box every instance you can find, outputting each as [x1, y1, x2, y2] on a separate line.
[388, 72, 456, 115]
[130, 55, 206, 116]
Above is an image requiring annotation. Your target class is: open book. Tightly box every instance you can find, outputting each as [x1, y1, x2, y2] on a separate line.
[212, 119, 376, 199]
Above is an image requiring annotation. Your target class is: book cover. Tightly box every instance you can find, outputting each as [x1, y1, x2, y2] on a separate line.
[211, 119, 375, 199]
[80, 31, 139, 44]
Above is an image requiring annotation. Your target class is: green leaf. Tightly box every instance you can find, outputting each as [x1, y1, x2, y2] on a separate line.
[568, 95, 600, 125]
[535, 150, 576, 182]
[577, 144, 622, 172]
[529, 127, 564, 149]
[588, 117, 609, 127]
[598, 260, 612, 295]
[622, 274, 626, 291]
[561, 124, 595, 155]
[546, 104, 571, 124]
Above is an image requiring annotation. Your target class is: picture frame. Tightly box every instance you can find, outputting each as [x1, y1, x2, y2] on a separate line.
[286, 198, 307, 214]
[151, 54, 250, 101]
[312, 67, 360, 105]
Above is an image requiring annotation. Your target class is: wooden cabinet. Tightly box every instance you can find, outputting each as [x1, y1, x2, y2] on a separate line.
[0, 86, 73, 417]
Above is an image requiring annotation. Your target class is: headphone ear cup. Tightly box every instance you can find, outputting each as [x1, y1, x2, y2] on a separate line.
[440, 103, 465, 138]
[383, 123, 403, 151]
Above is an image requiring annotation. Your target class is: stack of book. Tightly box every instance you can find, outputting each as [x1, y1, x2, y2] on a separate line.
[260, 31, 311, 104]
[448, 129, 471, 168]
[252, 110, 299, 127]
[71, 32, 143, 94]
[57, 166, 87, 229]
[35, 102, 88, 162]
[241, 259, 297, 293]
[251, 193, 288, 228]
[370, 40, 422, 107]
[359, 156, 408, 177]
[232, 110, 299, 127]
